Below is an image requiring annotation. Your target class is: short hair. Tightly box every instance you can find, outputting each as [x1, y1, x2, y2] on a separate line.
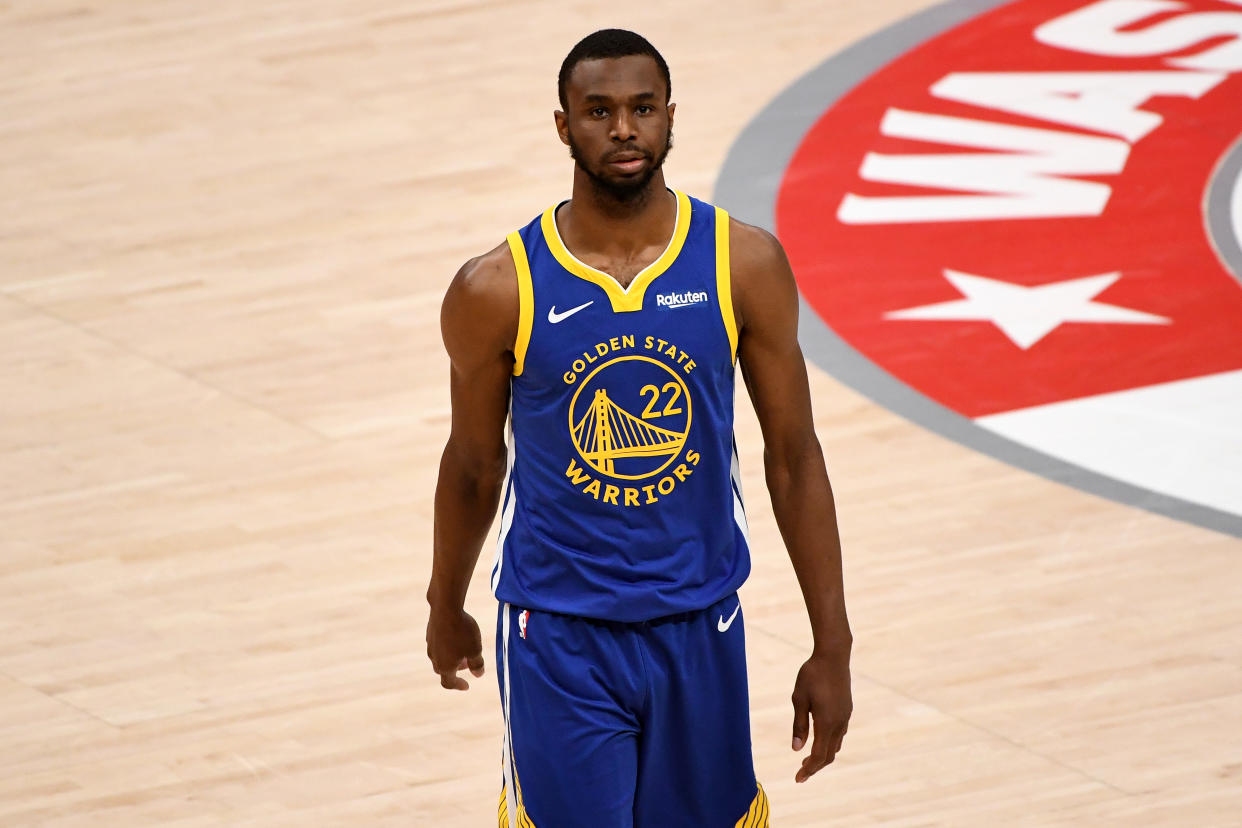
[558, 29, 671, 111]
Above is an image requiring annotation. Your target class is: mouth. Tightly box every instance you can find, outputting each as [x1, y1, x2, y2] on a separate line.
[605, 152, 648, 174]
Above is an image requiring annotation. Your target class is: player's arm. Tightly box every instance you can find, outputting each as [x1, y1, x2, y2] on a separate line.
[426, 243, 517, 691]
[730, 218, 853, 781]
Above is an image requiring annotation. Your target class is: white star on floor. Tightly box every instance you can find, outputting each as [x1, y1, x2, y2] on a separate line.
[884, 269, 1171, 349]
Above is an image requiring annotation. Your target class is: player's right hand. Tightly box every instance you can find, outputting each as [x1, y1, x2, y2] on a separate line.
[426, 608, 486, 690]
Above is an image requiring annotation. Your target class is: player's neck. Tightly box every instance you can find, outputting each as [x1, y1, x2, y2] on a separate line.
[561, 171, 675, 256]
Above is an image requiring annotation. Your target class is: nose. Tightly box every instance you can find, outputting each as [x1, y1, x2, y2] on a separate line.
[610, 110, 637, 142]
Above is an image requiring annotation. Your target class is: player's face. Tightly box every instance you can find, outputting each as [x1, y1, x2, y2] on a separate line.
[557, 55, 675, 202]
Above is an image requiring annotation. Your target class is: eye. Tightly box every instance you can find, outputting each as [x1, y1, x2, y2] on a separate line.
[590, 107, 608, 118]
[636, 105, 654, 115]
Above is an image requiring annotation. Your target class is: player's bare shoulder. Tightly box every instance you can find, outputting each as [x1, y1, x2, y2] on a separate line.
[441, 241, 519, 364]
[726, 216, 798, 333]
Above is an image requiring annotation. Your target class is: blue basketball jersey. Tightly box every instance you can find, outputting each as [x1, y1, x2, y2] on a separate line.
[490, 189, 751, 622]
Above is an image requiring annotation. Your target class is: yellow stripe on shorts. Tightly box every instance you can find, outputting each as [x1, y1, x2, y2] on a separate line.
[498, 775, 538, 827]
[734, 781, 770, 828]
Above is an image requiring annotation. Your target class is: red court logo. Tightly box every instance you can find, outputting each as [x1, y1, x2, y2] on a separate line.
[718, 0, 1242, 536]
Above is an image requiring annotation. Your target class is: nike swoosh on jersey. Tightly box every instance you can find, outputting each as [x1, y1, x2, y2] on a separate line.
[717, 603, 741, 632]
[548, 300, 593, 324]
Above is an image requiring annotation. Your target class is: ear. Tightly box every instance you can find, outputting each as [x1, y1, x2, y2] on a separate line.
[554, 110, 570, 146]
[666, 102, 675, 128]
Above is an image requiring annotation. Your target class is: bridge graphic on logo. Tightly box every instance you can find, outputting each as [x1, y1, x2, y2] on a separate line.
[571, 388, 686, 476]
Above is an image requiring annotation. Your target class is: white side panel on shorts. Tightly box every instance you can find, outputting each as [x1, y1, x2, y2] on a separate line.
[501, 603, 518, 828]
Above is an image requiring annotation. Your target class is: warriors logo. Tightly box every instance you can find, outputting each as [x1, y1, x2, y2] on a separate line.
[569, 356, 692, 480]
[561, 336, 702, 507]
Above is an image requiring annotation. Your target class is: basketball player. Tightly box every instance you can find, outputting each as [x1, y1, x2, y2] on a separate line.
[426, 29, 852, 827]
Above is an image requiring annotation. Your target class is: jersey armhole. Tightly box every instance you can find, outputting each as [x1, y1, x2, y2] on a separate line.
[506, 231, 535, 376]
[714, 207, 739, 364]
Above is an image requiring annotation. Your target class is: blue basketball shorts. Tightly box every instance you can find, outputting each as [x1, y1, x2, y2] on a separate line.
[494, 592, 769, 827]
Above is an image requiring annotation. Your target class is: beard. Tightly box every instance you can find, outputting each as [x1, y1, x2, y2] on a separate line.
[567, 126, 674, 205]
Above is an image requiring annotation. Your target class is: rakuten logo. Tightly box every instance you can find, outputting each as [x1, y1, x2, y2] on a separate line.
[655, 290, 708, 309]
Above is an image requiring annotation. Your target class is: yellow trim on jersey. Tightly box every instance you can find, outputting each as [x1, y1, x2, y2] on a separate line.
[734, 782, 770, 828]
[506, 231, 535, 376]
[714, 206, 738, 364]
[540, 189, 693, 313]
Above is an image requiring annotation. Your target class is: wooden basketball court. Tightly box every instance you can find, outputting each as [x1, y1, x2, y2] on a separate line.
[3, 1, 1239, 824]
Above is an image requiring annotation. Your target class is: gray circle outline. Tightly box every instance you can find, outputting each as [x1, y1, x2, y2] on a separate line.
[1206, 133, 1242, 287]
[714, 0, 1242, 538]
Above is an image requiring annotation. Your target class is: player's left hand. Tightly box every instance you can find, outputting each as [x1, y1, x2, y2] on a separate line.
[790, 650, 852, 782]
